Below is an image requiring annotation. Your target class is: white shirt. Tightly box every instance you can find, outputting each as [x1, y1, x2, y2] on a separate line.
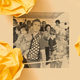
[54, 25, 61, 34]
[54, 25, 66, 36]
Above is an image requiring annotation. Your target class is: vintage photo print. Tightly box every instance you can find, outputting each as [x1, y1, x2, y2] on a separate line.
[13, 12, 69, 68]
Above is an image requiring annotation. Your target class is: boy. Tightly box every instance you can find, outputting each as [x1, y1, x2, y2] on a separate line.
[48, 28, 57, 68]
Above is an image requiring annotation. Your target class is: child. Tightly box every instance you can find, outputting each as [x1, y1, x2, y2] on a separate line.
[13, 27, 22, 48]
[48, 27, 57, 68]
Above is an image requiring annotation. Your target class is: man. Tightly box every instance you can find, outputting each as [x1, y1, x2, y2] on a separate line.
[40, 21, 46, 32]
[54, 20, 61, 35]
[25, 20, 31, 33]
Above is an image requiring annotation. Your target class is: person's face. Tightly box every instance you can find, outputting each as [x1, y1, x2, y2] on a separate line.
[46, 26, 50, 32]
[50, 30, 55, 35]
[21, 28, 27, 34]
[15, 28, 20, 34]
[27, 22, 31, 27]
[42, 22, 46, 27]
[33, 21, 41, 32]
[56, 22, 59, 26]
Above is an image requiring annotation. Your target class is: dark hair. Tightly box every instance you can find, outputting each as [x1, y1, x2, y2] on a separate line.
[13, 18, 17, 22]
[19, 22, 23, 26]
[45, 24, 51, 31]
[50, 27, 56, 34]
[27, 20, 31, 24]
[20, 25, 26, 29]
[42, 21, 46, 24]
[65, 27, 69, 31]
[13, 19, 18, 24]
[31, 19, 41, 26]
[64, 22, 67, 25]
[16, 26, 21, 31]
[65, 28, 67, 31]
[55, 20, 60, 24]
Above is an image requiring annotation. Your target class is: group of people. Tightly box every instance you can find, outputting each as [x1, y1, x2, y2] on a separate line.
[13, 18, 69, 68]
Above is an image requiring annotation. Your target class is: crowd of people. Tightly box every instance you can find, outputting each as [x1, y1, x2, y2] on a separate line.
[13, 18, 69, 68]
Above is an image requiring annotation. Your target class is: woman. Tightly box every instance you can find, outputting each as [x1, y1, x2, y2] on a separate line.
[39, 24, 52, 67]
[27, 19, 42, 68]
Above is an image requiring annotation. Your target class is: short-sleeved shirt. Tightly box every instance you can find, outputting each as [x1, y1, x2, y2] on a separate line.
[54, 25, 61, 34]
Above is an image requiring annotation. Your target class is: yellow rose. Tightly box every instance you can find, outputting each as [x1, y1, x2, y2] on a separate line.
[0, 0, 37, 17]
[0, 41, 24, 80]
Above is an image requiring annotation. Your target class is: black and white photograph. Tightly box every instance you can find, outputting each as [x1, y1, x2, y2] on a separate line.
[13, 12, 69, 68]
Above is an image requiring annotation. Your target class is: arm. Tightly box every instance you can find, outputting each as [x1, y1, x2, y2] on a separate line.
[23, 49, 29, 59]
[43, 31, 51, 40]
[14, 34, 23, 47]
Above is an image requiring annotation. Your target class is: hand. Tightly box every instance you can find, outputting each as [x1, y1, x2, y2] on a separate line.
[53, 50, 57, 55]
[24, 54, 27, 59]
